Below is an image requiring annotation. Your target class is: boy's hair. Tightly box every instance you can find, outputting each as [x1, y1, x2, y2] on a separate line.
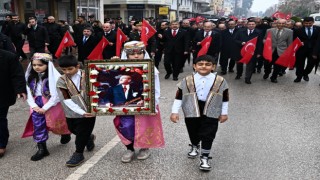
[58, 55, 78, 67]
[193, 55, 216, 65]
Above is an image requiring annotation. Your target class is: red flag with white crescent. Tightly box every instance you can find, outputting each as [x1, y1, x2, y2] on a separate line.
[87, 37, 109, 60]
[116, 28, 128, 56]
[272, 11, 286, 19]
[275, 37, 302, 68]
[141, 19, 156, 46]
[263, 31, 272, 62]
[55, 31, 76, 58]
[239, 37, 258, 64]
[197, 36, 212, 57]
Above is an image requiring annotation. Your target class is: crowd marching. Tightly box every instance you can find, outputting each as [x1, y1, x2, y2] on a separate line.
[0, 13, 319, 172]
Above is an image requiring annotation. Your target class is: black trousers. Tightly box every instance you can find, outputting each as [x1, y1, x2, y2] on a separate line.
[13, 39, 27, 59]
[66, 117, 96, 153]
[164, 52, 183, 78]
[264, 50, 281, 80]
[236, 56, 257, 80]
[0, 107, 9, 148]
[185, 101, 219, 150]
[220, 55, 236, 72]
[295, 49, 316, 78]
[154, 46, 164, 68]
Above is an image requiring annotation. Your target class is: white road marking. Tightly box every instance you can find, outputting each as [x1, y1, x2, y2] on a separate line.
[65, 136, 120, 180]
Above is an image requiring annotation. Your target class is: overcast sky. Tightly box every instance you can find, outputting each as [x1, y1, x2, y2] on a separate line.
[251, 0, 278, 12]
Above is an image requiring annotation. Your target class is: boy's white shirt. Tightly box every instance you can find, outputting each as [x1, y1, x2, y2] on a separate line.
[62, 70, 86, 115]
[171, 72, 228, 115]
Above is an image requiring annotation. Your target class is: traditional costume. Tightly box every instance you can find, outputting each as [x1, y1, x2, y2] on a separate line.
[56, 62, 96, 167]
[115, 41, 165, 163]
[23, 53, 70, 161]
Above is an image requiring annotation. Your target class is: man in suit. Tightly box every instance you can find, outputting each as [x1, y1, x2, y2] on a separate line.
[193, 21, 221, 61]
[105, 75, 143, 107]
[263, 19, 293, 83]
[234, 20, 263, 84]
[43, 16, 63, 59]
[0, 49, 27, 158]
[220, 20, 239, 74]
[24, 17, 49, 57]
[77, 27, 99, 63]
[158, 20, 189, 80]
[155, 21, 169, 68]
[7, 15, 27, 60]
[101, 23, 116, 59]
[293, 17, 320, 82]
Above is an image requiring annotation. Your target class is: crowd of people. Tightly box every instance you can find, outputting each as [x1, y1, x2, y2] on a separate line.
[0, 13, 319, 172]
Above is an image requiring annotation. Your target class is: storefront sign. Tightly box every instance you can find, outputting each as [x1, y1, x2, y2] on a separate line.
[159, 7, 169, 15]
[127, 4, 145, 9]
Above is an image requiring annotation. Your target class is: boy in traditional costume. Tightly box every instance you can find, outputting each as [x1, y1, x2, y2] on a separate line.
[56, 55, 96, 167]
[170, 55, 229, 171]
[113, 41, 165, 163]
[23, 53, 71, 161]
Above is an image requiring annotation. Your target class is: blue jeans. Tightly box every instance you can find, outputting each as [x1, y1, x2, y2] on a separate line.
[0, 107, 9, 148]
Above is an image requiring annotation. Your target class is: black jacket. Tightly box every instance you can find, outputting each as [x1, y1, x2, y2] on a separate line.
[77, 35, 99, 62]
[220, 28, 240, 59]
[193, 30, 222, 57]
[0, 33, 16, 53]
[99, 30, 117, 59]
[24, 24, 49, 49]
[161, 28, 189, 54]
[234, 28, 263, 56]
[7, 21, 26, 42]
[0, 49, 26, 107]
[294, 26, 320, 55]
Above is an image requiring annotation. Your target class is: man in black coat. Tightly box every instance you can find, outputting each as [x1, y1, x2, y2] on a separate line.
[293, 17, 320, 82]
[193, 21, 222, 60]
[220, 20, 239, 74]
[100, 22, 116, 59]
[7, 15, 27, 59]
[77, 27, 99, 63]
[1, 15, 12, 36]
[0, 32, 16, 53]
[234, 20, 263, 84]
[155, 21, 169, 68]
[0, 49, 27, 157]
[24, 17, 49, 56]
[43, 16, 63, 59]
[159, 20, 189, 80]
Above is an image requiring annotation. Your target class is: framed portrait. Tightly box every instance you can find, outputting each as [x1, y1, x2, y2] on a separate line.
[85, 59, 155, 116]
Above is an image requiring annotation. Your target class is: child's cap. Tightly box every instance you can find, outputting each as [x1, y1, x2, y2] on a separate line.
[193, 55, 216, 64]
[31, 53, 52, 62]
[124, 41, 145, 54]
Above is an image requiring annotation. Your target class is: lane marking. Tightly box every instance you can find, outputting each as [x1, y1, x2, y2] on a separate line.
[65, 136, 120, 180]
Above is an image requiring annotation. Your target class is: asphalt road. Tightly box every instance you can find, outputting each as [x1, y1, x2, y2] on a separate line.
[1, 62, 320, 180]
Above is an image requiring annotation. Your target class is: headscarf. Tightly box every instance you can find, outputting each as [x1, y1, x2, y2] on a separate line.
[25, 53, 61, 98]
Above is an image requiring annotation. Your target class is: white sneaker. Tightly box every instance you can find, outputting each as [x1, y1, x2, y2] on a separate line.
[137, 148, 151, 160]
[121, 150, 134, 163]
[199, 156, 212, 171]
[188, 144, 199, 158]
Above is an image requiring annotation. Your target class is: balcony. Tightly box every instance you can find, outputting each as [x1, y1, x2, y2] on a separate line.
[104, 0, 171, 5]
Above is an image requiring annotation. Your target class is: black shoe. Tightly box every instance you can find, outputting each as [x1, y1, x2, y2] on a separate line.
[263, 74, 269, 80]
[245, 79, 251, 84]
[235, 75, 241, 80]
[257, 69, 261, 73]
[221, 71, 227, 75]
[60, 134, 71, 144]
[229, 69, 234, 73]
[294, 77, 301, 83]
[66, 152, 84, 167]
[278, 72, 283, 77]
[86, 134, 96, 151]
[31, 143, 50, 161]
[271, 79, 278, 83]
[303, 75, 309, 81]
[252, 69, 256, 73]
[173, 77, 178, 81]
[164, 73, 171, 79]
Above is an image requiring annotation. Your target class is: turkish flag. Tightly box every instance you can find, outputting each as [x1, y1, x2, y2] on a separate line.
[263, 31, 272, 62]
[272, 11, 287, 19]
[275, 38, 302, 68]
[87, 37, 109, 60]
[239, 37, 258, 64]
[141, 19, 156, 46]
[116, 28, 128, 57]
[197, 36, 212, 57]
[55, 31, 76, 58]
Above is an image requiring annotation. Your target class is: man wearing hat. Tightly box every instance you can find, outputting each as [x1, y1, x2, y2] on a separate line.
[116, 16, 128, 32]
[76, 27, 99, 63]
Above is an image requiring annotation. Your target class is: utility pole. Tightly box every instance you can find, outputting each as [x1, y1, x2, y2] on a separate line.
[177, 0, 180, 21]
